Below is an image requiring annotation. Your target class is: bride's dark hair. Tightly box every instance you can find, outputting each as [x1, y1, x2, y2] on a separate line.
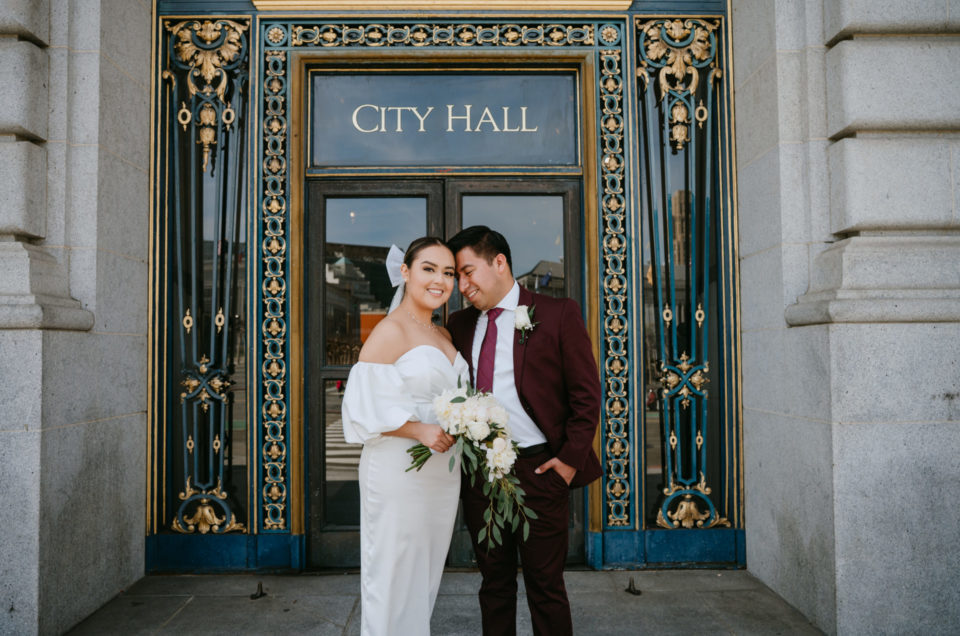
[403, 236, 449, 267]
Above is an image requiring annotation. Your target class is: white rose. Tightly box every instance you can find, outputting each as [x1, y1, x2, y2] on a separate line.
[515, 306, 532, 330]
[433, 389, 465, 433]
[466, 419, 491, 442]
[487, 405, 508, 428]
[485, 436, 517, 480]
[460, 397, 486, 425]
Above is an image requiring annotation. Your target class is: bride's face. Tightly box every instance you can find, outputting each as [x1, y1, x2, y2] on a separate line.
[402, 244, 456, 310]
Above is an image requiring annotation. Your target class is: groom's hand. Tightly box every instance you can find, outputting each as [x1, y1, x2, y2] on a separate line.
[534, 457, 576, 485]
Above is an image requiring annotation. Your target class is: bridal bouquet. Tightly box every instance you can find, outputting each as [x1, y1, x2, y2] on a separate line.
[405, 380, 537, 549]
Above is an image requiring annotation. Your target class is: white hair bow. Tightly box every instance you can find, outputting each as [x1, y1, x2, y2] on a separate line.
[385, 244, 405, 314]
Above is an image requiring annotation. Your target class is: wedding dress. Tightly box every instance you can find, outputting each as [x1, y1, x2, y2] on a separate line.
[342, 344, 468, 636]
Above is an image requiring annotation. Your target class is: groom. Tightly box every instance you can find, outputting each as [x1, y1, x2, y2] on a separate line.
[446, 226, 602, 636]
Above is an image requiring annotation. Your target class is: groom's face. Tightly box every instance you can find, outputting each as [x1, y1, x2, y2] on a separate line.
[455, 246, 510, 311]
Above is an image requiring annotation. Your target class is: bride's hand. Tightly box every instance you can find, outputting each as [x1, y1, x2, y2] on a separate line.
[416, 423, 455, 453]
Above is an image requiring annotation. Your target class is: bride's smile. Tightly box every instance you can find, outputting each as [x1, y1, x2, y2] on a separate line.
[401, 244, 456, 313]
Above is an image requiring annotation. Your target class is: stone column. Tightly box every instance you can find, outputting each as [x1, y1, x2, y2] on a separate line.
[0, 2, 89, 634]
[732, 0, 838, 630]
[0, 1, 150, 634]
[786, 2, 960, 633]
[735, 0, 960, 633]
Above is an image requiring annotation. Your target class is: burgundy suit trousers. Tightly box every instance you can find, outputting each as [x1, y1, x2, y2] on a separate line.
[462, 448, 572, 636]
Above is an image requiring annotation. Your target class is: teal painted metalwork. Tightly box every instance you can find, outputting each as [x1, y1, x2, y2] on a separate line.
[257, 18, 633, 535]
[635, 17, 731, 531]
[596, 38, 634, 529]
[260, 44, 290, 531]
[160, 17, 250, 535]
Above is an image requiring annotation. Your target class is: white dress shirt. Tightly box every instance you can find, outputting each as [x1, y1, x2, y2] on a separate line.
[471, 281, 547, 448]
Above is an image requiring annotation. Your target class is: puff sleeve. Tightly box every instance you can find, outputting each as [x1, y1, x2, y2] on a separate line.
[341, 362, 418, 444]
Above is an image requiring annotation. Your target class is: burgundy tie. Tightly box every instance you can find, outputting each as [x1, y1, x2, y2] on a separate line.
[475, 307, 504, 393]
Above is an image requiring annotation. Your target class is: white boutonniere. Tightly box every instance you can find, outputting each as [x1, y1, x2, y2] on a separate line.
[514, 305, 539, 344]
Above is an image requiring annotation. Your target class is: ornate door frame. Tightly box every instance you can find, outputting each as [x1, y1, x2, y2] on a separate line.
[148, 6, 743, 571]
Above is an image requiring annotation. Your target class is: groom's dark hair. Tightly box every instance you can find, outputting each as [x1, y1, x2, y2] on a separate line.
[447, 225, 513, 272]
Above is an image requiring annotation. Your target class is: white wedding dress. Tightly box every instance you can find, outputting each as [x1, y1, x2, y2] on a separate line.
[342, 345, 468, 636]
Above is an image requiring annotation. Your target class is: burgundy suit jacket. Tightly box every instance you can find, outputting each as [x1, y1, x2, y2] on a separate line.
[446, 285, 602, 489]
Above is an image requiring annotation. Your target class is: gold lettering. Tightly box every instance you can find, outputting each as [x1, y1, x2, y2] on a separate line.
[520, 106, 538, 132]
[446, 104, 473, 132]
[501, 107, 520, 132]
[385, 106, 404, 132]
[475, 107, 500, 132]
[410, 106, 434, 132]
[351, 104, 380, 133]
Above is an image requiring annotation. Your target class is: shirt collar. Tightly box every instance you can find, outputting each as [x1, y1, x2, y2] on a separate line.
[483, 280, 520, 316]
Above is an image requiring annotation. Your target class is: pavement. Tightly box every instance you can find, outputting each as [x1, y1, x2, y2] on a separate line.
[67, 569, 822, 635]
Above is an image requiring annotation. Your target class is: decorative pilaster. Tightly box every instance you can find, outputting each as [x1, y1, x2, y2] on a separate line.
[161, 17, 250, 534]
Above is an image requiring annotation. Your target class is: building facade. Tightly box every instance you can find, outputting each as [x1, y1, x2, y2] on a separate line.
[0, 1, 957, 634]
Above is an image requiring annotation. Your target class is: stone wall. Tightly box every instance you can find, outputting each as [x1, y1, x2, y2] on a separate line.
[733, 0, 960, 633]
[0, 1, 151, 634]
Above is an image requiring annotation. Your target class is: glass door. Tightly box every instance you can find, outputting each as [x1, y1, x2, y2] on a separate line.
[305, 180, 443, 567]
[443, 179, 584, 565]
[306, 178, 583, 568]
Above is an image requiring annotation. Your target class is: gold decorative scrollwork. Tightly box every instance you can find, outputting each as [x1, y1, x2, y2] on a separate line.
[165, 19, 249, 171]
[180, 354, 232, 412]
[288, 23, 594, 48]
[261, 48, 289, 531]
[598, 46, 631, 528]
[173, 477, 246, 534]
[656, 475, 730, 529]
[636, 18, 720, 150]
[659, 352, 709, 409]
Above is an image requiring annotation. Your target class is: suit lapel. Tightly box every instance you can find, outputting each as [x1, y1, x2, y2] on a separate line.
[461, 307, 481, 383]
[513, 286, 534, 395]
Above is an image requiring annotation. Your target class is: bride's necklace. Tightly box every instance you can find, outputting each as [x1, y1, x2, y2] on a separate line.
[407, 310, 438, 332]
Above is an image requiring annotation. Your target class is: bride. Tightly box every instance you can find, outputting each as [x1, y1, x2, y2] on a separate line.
[341, 237, 468, 636]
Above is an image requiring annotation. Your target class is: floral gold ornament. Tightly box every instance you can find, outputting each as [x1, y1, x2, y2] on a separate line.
[165, 19, 249, 172]
[180, 354, 232, 412]
[288, 23, 594, 48]
[659, 352, 709, 409]
[172, 477, 246, 534]
[597, 46, 631, 528]
[636, 17, 720, 150]
[259, 45, 289, 532]
[267, 26, 285, 44]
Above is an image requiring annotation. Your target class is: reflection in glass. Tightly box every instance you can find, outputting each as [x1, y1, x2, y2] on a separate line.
[462, 195, 565, 298]
[324, 197, 426, 365]
[323, 378, 361, 526]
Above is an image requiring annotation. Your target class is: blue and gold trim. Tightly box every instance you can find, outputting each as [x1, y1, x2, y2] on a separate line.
[148, 1, 742, 571]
